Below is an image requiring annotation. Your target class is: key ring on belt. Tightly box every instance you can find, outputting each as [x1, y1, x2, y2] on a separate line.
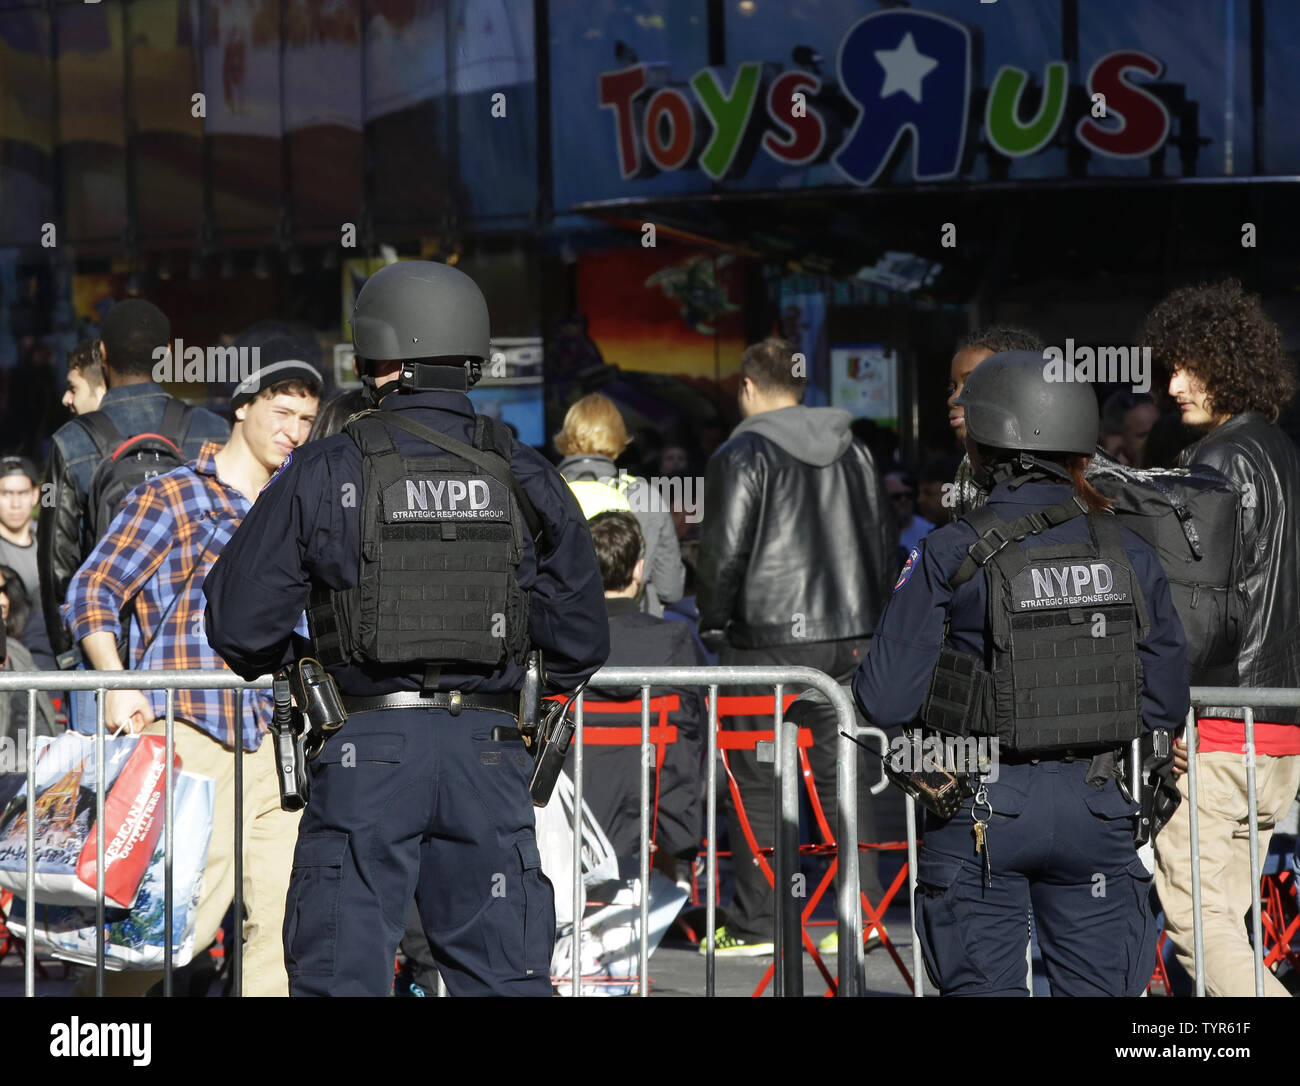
[972, 781, 993, 824]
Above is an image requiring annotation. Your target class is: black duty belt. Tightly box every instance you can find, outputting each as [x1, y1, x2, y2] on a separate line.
[341, 691, 518, 718]
[1000, 745, 1120, 766]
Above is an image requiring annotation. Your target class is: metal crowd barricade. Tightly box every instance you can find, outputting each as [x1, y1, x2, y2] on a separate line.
[570, 666, 876, 997]
[3, 665, 868, 999]
[19, 671, 1290, 998]
[0, 669, 269, 999]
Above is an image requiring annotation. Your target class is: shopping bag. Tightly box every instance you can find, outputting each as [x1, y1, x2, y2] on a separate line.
[537, 771, 686, 994]
[535, 770, 619, 927]
[5, 770, 215, 970]
[0, 732, 180, 908]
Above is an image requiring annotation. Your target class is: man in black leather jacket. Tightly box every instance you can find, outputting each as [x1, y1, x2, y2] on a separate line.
[1143, 279, 1300, 997]
[696, 337, 896, 955]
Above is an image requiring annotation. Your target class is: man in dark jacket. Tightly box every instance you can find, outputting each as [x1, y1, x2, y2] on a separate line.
[37, 298, 229, 660]
[696, 337, 896, 955]
[1143, 279, 1300, 997]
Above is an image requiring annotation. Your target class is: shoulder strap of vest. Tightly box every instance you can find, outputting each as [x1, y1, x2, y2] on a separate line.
[1088, 512, 1151, 636]
[343, 413, 406, 497]
[951, 497, 1087, 588]
[473, 414, 542, 536]
[354, 410, 543, 541]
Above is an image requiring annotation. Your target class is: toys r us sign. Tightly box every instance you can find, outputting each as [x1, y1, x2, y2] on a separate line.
[599, 9, 1177, 187]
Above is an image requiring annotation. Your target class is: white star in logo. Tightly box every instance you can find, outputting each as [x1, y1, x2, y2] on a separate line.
[874, 32, 939, 105]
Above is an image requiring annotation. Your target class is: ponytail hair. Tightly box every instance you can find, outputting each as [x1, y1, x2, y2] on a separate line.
[1061, 455, 1113, 515]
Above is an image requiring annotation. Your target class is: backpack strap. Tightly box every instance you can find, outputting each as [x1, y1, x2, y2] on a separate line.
[160, 398, 195, 452]
[74, 411, 124, 460]
[1142, 471, 1205, 559]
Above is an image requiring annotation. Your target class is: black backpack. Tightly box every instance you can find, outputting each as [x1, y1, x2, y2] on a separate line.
[1089, 457, 1245, 681]
[76, 399, 195, 546]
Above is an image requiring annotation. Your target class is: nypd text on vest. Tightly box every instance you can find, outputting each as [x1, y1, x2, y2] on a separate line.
[388, 474, 508, 521]
[1017, 561, 1127, 608]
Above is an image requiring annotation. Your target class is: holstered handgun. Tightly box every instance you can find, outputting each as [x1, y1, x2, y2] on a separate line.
[269, 657, 348, 812]
[529, 688, 584, 808]
[517, 652, 585, 807]
[1124, 728, 1180, 846]
[288, 657, 347, 760]
[270, 675, 311, 812]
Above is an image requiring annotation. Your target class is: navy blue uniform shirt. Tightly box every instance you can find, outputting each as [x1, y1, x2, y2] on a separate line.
[853, 478, 1190, 732]
[203, 389, 610, 695]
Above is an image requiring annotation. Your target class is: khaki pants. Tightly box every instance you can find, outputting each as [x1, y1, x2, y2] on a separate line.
[1154, 749, 1300, 997]
[78, 722, 300, 997]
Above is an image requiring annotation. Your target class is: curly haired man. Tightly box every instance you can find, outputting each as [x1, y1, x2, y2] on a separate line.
[1143, 279, 1300, 997]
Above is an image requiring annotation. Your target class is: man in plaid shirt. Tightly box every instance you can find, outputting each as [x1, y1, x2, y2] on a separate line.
[64, 357, 322, 997]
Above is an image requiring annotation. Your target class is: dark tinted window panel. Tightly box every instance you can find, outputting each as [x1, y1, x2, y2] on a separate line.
[0, 8, 54, 245]
[204, 0, 281, 233]
[1262, 1, 1300, 174]
[450, 0, 537, 224]
[58, 1, 126, 242]
[365, 0, 449, 229]
[130, 0, 203, 240]
[284, 0, 362, 229]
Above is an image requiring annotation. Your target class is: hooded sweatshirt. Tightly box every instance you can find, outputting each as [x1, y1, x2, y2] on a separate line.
[728, 404, 855, 467]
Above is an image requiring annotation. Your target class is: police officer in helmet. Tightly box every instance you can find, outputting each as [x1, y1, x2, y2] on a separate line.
[853, 350, 1189, 996]
[204, 261, 609, 996]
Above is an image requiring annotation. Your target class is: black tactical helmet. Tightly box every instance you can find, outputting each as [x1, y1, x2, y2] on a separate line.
[351, 261, 490, 383]
[953, 349, 1099, 456]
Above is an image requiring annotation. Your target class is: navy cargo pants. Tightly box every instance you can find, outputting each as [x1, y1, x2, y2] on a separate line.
[914, 756, 1158, 996]
[282, 706, 555, 996]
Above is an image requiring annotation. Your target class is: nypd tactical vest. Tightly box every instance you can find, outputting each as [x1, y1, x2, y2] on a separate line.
[308, 410, 534, 674]
[923, 497, 1149, 754]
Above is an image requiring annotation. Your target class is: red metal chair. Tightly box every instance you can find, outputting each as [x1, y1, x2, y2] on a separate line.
[0, 890, 14, 964]
[571, 695, 681, 851]
[1146, 929, 1172, 995]
[1261, 856, 1300, 975]
[710, 694, 914, 996]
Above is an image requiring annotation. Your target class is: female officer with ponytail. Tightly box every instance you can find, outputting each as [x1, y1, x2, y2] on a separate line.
[853, 350, 1189, 996]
